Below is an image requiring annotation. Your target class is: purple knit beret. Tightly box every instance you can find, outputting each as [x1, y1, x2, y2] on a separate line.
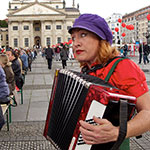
[68, 13, 113, 45]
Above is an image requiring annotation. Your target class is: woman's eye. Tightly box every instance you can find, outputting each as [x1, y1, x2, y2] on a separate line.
[81, 33, 87, 37]
[72, 37, 75, 41]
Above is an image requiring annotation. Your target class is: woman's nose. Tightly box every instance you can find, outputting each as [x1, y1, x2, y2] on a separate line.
[73, 37, 81, 47]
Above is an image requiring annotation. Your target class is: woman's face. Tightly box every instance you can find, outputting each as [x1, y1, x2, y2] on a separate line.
[71, 29, 100, 66]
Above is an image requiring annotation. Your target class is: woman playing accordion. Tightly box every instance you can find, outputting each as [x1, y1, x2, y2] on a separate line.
[44, 13, 150, 150]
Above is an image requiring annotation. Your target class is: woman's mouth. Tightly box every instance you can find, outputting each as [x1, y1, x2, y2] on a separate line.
[76, 50, 84, 55]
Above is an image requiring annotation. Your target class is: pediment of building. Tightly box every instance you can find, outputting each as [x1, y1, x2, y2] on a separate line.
[9, 2, 65, 17]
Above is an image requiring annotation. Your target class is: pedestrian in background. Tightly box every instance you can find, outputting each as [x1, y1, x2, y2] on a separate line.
[45, 45, 54, 70]
[6, 49, 23, 90]
[0, 65, 10, 130]
[68, 44, 74, 60]
[54, 46, 60, 61]
[26, 50, 33, 72]
[60, 44, 68, 69]
[138, 43, 143, 64]
[123, 43, 128, 57]
[0, 54, 15, 95]
[20, 50, 28, 74]
[143, 43, 149, 64]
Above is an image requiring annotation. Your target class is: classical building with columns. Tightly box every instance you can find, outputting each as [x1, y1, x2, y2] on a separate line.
[7, 0, 80, 49]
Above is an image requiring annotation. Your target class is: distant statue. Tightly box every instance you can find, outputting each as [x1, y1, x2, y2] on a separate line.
[9, 2, 11, 9]
[63, 0, 66, 9]
[77, 3, 79, 9]
[72, 0, 75, 8]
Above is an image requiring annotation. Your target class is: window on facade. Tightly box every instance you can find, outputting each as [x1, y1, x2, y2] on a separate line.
[24, 25, 29, 30]
[45, 25, 51, 30]
[14, 38, 18, 47]
[24, 38, 29, 47]
[1, 35, 3, 41]
[57, 37, 61, 43]
[67, 26, 71, 30]
[6, 34, 8, 41]
[68, 38, 71, 42]
[35, 27, 40, 31]
[46, 37, 51, 46]
[13, 26, 18, 30]
[56, 25, 62, 30]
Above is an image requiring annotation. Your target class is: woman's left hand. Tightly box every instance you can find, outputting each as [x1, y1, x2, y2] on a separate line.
[79, 116, 119, 145]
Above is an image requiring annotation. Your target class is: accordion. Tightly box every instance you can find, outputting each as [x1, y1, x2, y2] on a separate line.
[43, 69, 136, 150]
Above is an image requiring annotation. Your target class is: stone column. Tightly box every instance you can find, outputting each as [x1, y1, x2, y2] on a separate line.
[52, 20, 56, 45]
[8, 21, 12, 48]
[30, 21, 34, 48]
[19, 21, 23, 48]
[63, 20, 66, 42]
[41, 21, 45, 48]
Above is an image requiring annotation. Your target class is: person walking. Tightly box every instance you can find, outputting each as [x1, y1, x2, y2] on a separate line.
[68, 44, 74, 60]
[60, 45, 68, 69]
[20, 50, 28, 74]
[54, 46, 60, 61]
[143, 43, 149, 64]
[69, 13, 150, 150]
[45, 45, 54, 70]
[26, 50, 33, 72]
[123, 43, 128, 57]
[138, 43, 143, 64]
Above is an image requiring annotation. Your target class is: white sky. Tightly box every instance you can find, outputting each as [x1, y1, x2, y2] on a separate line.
[0, 0, 150, 20]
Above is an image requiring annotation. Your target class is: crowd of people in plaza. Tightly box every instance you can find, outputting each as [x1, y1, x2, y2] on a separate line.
[119, 42, 150, 64]
[0, 43, 74, 130]
[42, 43, 74, 69]
[0, 12, 150, 150]
[138, 42, 150, 64]
[0, 47, 37, 130]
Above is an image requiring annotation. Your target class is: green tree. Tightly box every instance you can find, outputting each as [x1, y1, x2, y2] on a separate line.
[0, 20, 8, 27]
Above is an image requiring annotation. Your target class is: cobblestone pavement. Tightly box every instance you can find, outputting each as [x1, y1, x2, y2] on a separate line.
[0, 53, 150, 150]
[0, 121, 150, 150]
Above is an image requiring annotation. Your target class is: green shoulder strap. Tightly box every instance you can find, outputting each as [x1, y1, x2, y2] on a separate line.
[104, 57, 130, 150]
[104, 57, 126, 82]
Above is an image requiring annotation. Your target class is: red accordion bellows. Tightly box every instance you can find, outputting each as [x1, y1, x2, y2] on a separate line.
[43, 69, 136, 150]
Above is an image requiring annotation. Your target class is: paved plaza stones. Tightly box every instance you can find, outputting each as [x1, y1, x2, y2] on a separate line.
[0, 53, 150, 150]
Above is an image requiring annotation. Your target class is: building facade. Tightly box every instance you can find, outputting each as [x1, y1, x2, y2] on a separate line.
[0, 27, 9, 48]
[121, 5, 150, 44]
[106, 13, 122, 45]
[7, 0, 80, 49]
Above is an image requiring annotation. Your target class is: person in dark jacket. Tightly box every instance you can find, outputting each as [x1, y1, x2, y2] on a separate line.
[0, 65, 10, 130]
[6, 49, 23, 89]
[45, 45, 54, 69]
[0, 54, 15, 95]
[143, 43, 149, 64]
[60, 45, 68, 69]
[123, 43, 128, 57]
[138, 44, 143, 64]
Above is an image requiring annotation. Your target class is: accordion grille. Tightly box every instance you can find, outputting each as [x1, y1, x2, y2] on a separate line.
[47, 71, 89, 150]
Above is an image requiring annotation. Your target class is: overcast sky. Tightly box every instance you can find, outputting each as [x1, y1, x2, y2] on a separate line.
[0, 0, 150, 20]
